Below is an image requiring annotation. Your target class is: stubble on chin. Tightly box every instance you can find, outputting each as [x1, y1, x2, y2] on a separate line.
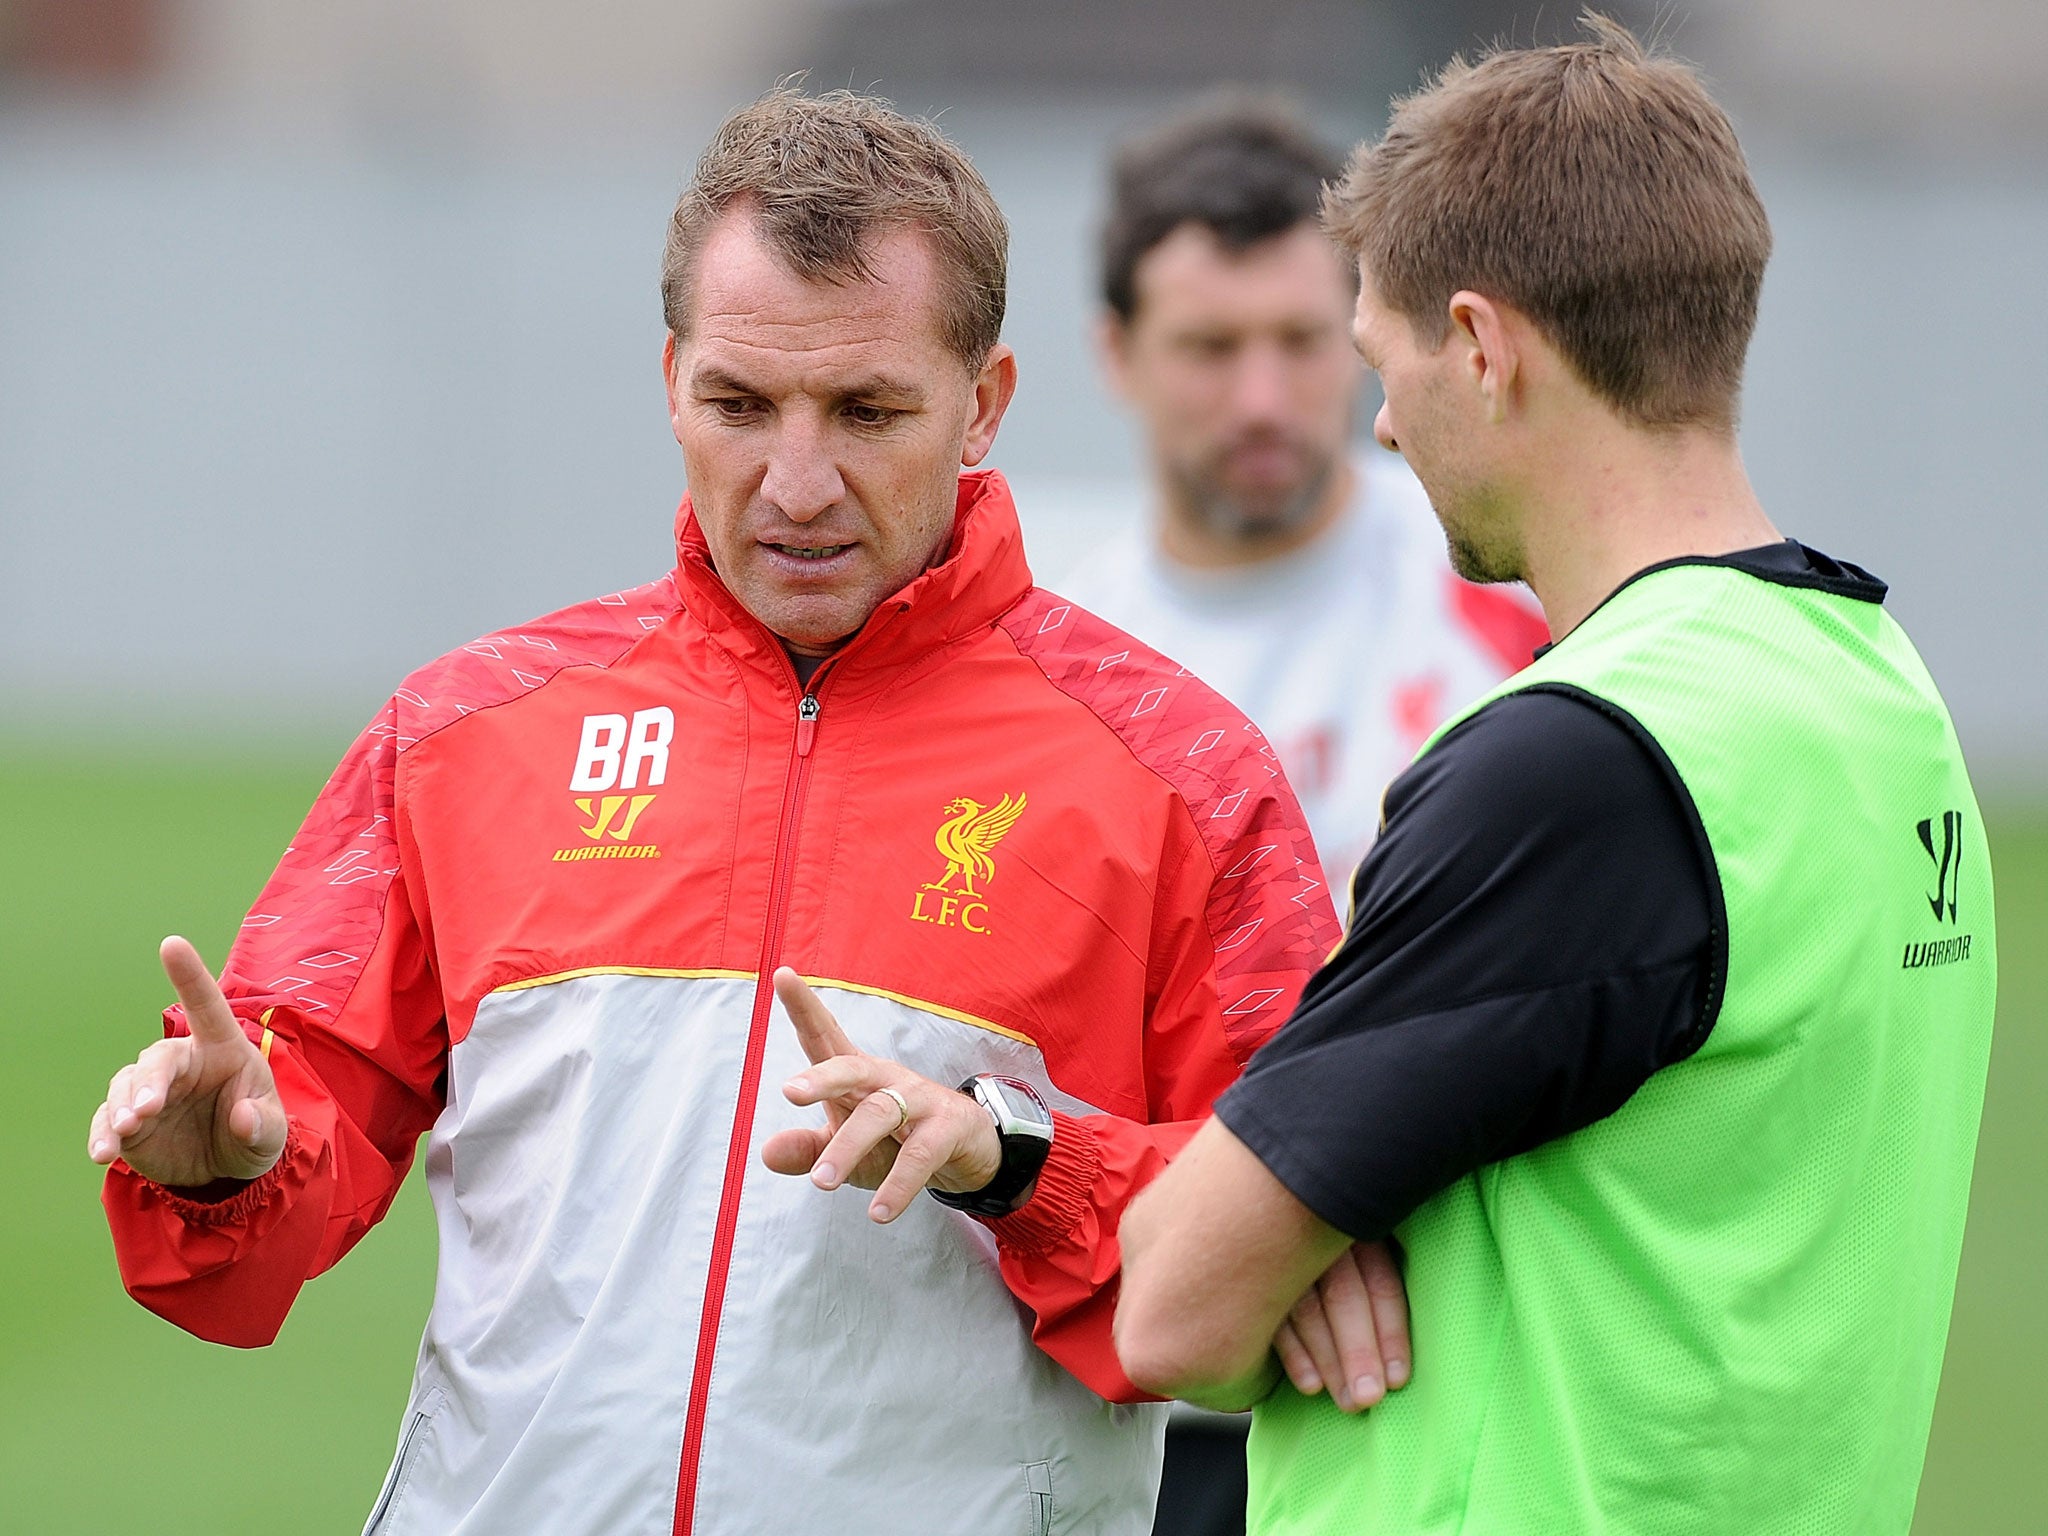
[1174, 446, 1337, 548]
[749, 507, 956, 654]
[747, 587, 857, 656]
[1435, 492, 1524, 586]
[1446, 541, 1501, 584]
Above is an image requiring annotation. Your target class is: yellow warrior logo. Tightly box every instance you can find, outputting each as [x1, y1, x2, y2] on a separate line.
[576, 794, 657, 843]
[911, 793, 1027, 934]
[552, 793, 663, 862]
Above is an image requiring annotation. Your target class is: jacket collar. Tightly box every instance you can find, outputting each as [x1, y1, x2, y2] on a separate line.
[671, 469, 1034, 685]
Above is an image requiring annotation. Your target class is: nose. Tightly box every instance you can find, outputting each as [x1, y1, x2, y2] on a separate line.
[1229, 343, 1291, 426]
[759, 418, 846, 524]
[1374, 398, 1398, 454]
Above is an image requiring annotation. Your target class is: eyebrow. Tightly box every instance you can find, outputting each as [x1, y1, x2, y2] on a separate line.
[833, 374, 929, 406]
[689, 366, 928, 407]
[690, 366, 764, 397]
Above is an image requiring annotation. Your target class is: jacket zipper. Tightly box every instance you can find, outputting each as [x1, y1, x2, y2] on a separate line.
[364, 1404, 432, 1535]
[671, 676, 825, 1536]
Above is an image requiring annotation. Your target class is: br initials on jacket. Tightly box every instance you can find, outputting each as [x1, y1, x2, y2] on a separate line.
[910, 793, 1027, 934]
[554, 709, 672, 863]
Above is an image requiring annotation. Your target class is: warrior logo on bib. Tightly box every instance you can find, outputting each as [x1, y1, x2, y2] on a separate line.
[1902, 810, 1975, 968]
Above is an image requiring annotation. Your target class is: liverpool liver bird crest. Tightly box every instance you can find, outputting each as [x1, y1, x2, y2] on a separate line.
[927, 793, 1028, 896]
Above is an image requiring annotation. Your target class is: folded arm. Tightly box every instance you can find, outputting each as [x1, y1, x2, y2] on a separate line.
[1114, 1116, 1350, 1408]
[1114, 689, 1723, 1404]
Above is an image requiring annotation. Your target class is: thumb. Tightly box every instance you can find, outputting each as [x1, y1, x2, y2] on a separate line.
[761, 1126, 832, 1177]
[227, 1091, 290, 1167]
[160, 935, 250, 1052]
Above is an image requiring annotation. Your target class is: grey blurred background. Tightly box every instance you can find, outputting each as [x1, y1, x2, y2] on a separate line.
[3, 0, 2044, 783]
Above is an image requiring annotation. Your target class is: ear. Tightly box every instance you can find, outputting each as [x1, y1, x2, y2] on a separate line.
[960, 343, 1019, 468]
[662, 332, 687, 446]
[1446, 291, 1519, 425]
[1094, 311, 1135, 402]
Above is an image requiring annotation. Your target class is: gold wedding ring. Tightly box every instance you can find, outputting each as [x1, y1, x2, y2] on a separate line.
[878, 1086, 911, 1134]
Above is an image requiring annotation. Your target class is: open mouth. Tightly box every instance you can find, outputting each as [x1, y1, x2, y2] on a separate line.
[771, 544, 852, 561]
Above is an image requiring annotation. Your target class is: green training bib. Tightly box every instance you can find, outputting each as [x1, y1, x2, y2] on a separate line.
[1249, 560, 1996, 1535]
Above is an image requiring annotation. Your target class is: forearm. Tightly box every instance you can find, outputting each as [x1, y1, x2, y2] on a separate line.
[1113, 1149, 1290, 1402]
[1171, 1346, 1284, 1414]
[982, 1110, 1201, 1402]
[1114, 1116, 1350, 1400]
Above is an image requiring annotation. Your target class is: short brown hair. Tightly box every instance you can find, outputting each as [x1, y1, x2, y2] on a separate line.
[1324, 13, 1771, 430]
[662, 89, 1008, 369]
[1100, 98, 1345, 322]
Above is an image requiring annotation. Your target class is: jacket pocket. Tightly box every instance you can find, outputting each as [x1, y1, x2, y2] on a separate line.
[1024, 1460, 1055, 1536]
[363, 1387, 447, 1536]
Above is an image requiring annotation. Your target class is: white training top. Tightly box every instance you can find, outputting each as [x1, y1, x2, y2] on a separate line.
[1056, 448, 1546, 889]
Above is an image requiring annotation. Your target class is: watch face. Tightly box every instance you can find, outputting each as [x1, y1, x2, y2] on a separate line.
[979, 1076, 1053, 1141]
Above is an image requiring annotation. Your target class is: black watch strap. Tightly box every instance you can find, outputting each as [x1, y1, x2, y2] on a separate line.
[929, 1075, 1055, 1217]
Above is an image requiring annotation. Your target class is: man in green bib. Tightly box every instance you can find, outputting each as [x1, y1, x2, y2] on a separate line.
[1114, 16, 1998, 1535]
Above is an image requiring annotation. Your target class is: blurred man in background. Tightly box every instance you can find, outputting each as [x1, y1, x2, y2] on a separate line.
[1063, 98, 1543, 1536]
[1061, 102, 1547, 887]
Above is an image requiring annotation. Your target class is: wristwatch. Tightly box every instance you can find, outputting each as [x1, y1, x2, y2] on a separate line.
[928, 1074, 1055, 1217]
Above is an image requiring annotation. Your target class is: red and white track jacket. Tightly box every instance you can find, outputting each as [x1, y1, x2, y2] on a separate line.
[102, 470, 1339, 1536]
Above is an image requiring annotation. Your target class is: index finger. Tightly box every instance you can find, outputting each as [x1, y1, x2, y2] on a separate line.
[773, 967, 858, 1066]
[159, 935, 244, 1048]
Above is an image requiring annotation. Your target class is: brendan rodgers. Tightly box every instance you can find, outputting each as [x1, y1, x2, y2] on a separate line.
[84, 91, 1413, 1535]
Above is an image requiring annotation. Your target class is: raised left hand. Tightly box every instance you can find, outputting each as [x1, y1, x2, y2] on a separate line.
[760, 968, 1003, 1223]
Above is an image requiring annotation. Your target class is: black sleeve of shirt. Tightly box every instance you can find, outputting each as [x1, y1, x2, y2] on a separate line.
[1214, 685, 1724, 1242]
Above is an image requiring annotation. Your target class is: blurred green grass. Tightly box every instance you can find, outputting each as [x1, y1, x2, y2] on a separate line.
[0, 743, 2040, 1532]
[0, 743, 433, 1534]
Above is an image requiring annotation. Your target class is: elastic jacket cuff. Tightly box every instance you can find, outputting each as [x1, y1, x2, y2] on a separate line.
[132, 1123, 301, 1226]
[983, 1110, 1101, 1254]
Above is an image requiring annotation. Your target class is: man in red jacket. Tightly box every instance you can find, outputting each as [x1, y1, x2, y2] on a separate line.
[85, 92, 1395, 1535]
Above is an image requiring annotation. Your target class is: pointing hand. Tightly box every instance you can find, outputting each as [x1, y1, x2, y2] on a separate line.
[760, 968, 1003, 1223]
[86, 937, 288, 1189]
